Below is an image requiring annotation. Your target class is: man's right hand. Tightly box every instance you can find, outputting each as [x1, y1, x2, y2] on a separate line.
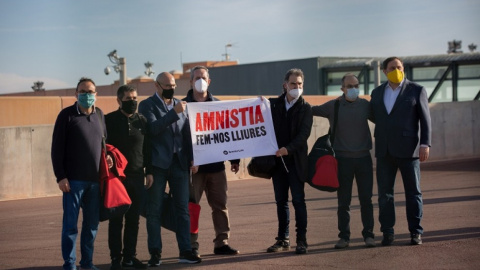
[58, 178, 70, 193]
[174, 101, 187, 113]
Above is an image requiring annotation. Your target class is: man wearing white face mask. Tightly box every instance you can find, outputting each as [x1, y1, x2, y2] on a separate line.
[268, 68, 312, 254]
[182, 66, 240, 257]
[312, 73, 375, 249]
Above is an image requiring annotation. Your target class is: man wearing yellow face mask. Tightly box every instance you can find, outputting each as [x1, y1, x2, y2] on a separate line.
[370, 57, 432, 247]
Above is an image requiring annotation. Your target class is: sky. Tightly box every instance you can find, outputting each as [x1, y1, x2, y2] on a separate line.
[0, 0, 479, 94]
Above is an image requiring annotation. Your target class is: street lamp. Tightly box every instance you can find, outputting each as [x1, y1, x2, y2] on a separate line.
[222, 43, 233, 61]
[31, 81, 45, 91]
[144, 61, 155, 77]
[104, 49, 127, 86]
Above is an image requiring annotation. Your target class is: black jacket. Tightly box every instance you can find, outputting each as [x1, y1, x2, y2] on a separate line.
[269, 94, 313, 182]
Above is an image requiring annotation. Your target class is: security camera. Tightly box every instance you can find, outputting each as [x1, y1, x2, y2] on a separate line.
[104, 67, 111, 75]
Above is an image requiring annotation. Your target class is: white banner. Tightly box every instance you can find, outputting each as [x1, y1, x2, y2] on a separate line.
[186, 98, 278, 166]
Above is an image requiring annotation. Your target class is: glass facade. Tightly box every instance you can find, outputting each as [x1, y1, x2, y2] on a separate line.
[323, 62, 480, 102]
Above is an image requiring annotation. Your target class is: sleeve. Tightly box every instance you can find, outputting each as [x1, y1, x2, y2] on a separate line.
[311, 102, 330, 118]
[140, 115, 153, 175]
[285, 103, 313, 154]
[229, 159, 240, 165]
[51, 110, 68, 182]
[138, 98, 180, 136]
[417, 86, 432, 147]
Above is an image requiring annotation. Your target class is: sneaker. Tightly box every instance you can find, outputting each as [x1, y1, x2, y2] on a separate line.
[179, 250, 202, 264]
[122, 256, 146, 269]
[382, 234, 395, 246]
[110, 257, 122, 270]
[267, 238, 290, 252]
[214, 245, 240, 255]
[147, 253, 161, 267]
[192, 247, 200, 257]
[411, 234, 423, 245]
[365, 237, 376, 248]
[334, 238, 349, 249]
[295, 241, 308, 254]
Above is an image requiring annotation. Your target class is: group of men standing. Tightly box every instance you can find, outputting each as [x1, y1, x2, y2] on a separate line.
[51, 56, 431, 270]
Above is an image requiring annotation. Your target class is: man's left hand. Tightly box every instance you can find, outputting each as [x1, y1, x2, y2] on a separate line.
[106, 154, 113, 169]
[145, 174, 154, 189]
[420, 146, 430, 162]
[231, 164, 239, 174]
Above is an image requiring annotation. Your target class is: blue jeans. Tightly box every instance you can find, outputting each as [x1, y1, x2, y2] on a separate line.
[377, 154, 423, 236]
[147, 156, 191, 254]
[61, 180, 100, 270]
[271, 164, 307, 242]
[336, 156, 374, 241]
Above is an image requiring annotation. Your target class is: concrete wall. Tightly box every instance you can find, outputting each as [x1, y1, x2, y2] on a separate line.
[1, 99, 479, 201]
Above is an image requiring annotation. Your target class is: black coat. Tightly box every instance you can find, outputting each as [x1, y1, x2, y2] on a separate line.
[270, 94, 313, 182]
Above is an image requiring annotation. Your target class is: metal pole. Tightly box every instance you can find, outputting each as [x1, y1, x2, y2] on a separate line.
[119, 57, 127, 86]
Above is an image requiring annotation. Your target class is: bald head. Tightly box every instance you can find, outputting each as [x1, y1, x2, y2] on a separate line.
[155, 72, 177, 99]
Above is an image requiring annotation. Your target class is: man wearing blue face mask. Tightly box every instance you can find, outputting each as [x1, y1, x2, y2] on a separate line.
[51, 77, 106, 270]
[312, 73, 375, 249]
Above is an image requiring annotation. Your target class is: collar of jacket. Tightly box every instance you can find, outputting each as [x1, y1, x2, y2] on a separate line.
[271, 92, 305, 108]
[183, 89, 216, 102]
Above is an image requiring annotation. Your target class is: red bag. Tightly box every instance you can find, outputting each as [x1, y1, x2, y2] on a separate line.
[310, 155, 339, 192]
[188, 202, 201, 234]
[99, 145, 131, 221]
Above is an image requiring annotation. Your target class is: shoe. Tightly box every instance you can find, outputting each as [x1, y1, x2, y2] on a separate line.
[267, 238, 290, 252]
[382, 234, 395, 246]
[110, 257, 122, 270]
[295, 241, 308, 254]
[192, 247, 200, 257]
[214, 245, 240, 255]
[122, 256, 146, 269]
[179, 250, 202, 264]
[147, 253, 161, 267]
[365, 237, 376, 248]
[334, 238, 349, 249]
[411, 234, 423, 245]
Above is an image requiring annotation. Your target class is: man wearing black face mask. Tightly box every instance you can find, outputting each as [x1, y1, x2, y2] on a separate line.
[105, 85, 153, 269]
[139, 72, 201, 265]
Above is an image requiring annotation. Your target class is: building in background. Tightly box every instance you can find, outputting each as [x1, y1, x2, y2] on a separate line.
[2, 53, 479, 103]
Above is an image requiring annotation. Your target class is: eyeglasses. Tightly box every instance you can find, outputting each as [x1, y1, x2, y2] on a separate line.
[78, 90, 97, 94]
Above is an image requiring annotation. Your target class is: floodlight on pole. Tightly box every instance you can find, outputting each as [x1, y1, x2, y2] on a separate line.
[104, 49, 127, 86]
[144, 61, 155, 77]
[31, 81, 45, 92]
[222, 43, 233, 61]
[468, 43, 477, 53]
[447, 40, 463, 54]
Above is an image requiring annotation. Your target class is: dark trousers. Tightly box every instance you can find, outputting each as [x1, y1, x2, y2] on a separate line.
[271, 164, 307, 242]
[108, 176, 146, 259]
[336, 156, 374, 241]
[377, 153, 423, 236]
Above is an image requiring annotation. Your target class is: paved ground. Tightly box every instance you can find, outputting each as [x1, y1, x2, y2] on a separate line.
[1, 158, 479, 270]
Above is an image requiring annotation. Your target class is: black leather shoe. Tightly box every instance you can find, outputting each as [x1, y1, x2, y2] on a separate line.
[214, 245, 240, 255]
[381, 234, 395, 246]
[411, 234, 422, 245]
